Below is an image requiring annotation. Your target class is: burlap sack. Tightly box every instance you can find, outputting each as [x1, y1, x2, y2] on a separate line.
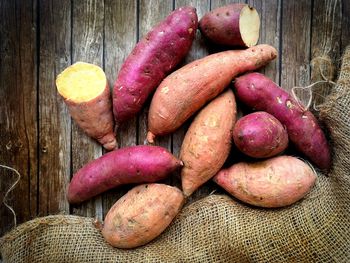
[1, 47, 349, 262]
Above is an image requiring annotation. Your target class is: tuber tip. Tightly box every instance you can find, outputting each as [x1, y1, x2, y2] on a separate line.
[146, 131, 156, 144]
[103, 138, 118, 151]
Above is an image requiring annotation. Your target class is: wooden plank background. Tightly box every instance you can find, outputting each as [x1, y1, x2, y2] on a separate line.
[0, 0, 349, 236]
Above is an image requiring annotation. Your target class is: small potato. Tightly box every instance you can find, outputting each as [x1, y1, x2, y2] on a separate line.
[233, 111, 288, 158]
[213, 156, 317, 208]
[101, 184, 184, 249]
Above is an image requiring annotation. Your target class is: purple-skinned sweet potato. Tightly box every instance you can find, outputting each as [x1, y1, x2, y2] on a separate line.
[234, 72, 331, 170]
[199, 4, 260, 47]
[213, 156, 317, 208]
[113, 6, 198, 125]
[233, 111, 288, 158]
[101, 184, 184, 249]
[67, 145, 183, 204]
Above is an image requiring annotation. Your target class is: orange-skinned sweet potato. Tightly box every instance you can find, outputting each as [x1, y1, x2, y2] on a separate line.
[180, 89, 237, 197]
[147, 44, 277, 143]
[213, 156, 317, 208]
[101, 184, 185, 249]
[56, 62, 116, 150]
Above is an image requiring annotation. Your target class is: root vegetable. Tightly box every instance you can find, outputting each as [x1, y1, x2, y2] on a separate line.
[234, 72, 331, 170]
[233, 111, 288, 158]
[180, 89, 237, 197]
[147, 44, 277, 143]
[67, 145, 183, 204]
[56, 62, 116, 150]
[101, 184, 184, 248]
[213, 156, 317, 208]
[199, 3, 260, 47]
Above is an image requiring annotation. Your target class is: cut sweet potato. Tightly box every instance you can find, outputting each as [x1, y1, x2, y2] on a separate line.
[199, 4, 260, 47]
[56, 62, 116, 150]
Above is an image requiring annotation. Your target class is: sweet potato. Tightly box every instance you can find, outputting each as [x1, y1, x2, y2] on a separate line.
[101, 183, 184, 248]
[147, 44, 277, 143]
[56, 62, 116, 150]
[234, 72, 331, 170]
[180, 89, 236, 197]
[233, 111, 288, 158]
[113, 6, 198, 125]
[67, 145, 183, 204]
[199, 3, 260, 47]
[213, 156, 317, 208]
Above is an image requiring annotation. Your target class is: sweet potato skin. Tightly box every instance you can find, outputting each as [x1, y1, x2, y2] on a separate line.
[64, 83, 116, 150]
[180, 89, 237, 197]
[234, 72, 331, 170]
[233, 111, 288, 158]
[147, 44, 277, 143]
[67, 146, 183, 204]
[199, 4, 254, 47]
[113, 6, 198, 124]
[102, 184, 185, 248]
[213, 156, 317, 208]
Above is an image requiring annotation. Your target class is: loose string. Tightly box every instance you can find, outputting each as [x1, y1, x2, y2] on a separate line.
[291, 80, 336, 111]
[291, 57, 337, 112]
[1, 165, 21, 227]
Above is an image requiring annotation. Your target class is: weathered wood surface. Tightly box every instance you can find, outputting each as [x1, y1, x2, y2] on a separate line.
[0, 0, 349, 236]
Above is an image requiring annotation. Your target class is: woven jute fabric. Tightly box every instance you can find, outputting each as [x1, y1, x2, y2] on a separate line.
[1, 47, 349, 262]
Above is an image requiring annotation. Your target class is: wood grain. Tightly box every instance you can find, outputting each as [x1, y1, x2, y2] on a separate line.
[102, 0, 138, 216]
[38, 0, 71, 218]
[71, 0, 104, 220]
[248, 0, 281, 82]
[280, 0, 312, 100]
[211, 0, 245, 10]
[0, 0, 38, 236]
[341, 0, 350, 51]
[311, 0, 342, 105]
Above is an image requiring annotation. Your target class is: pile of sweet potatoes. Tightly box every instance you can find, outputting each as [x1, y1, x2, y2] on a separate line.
[55, 3, 331, 249]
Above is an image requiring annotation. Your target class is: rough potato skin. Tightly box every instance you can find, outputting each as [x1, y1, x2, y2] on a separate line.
[113, 6, 198, 124]
[233, 111, 288, 158]
[199, 4, 249, 47]
[234, 72, 331, 170]
[213, 156, 317, 208]
[147, 44, 277, 143]
[102, 184, 185, 248]
[180, 89, 237, 197]
[67, 146, 183, 204]
[64, 83, 116, 150]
